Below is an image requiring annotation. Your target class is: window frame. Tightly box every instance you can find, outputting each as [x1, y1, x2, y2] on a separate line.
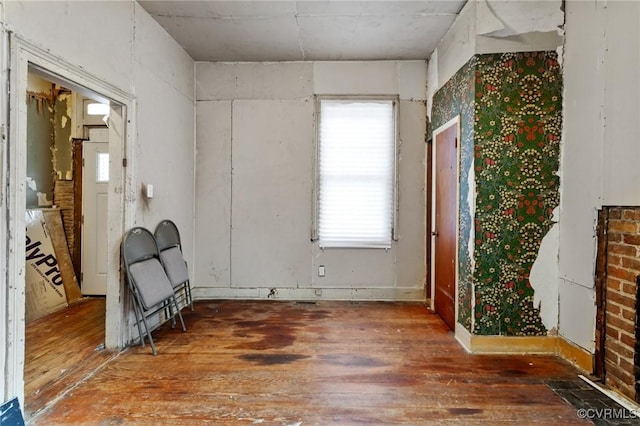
[311, 94, 400, 249]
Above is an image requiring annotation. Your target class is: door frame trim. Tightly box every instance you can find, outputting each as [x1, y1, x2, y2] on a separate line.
[430, 115, 460, 327]
[4, 33, 136, 404]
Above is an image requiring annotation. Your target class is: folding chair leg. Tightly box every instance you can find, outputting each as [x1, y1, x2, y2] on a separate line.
[139, 311, 158, 356]
[131, 294, 145, 348]
[186, 282, 194, 311]
[171, 296, 186, 332]
[165, 299, 176, 329]
[131, 292, 158, 355]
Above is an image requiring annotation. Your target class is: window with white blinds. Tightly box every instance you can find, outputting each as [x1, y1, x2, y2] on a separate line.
[317, 98, 396, 248]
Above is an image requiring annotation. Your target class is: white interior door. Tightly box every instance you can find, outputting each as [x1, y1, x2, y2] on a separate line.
[81, 127, 109, 295]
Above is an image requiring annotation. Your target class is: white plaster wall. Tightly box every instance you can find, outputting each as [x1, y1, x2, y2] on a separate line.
[557, 1, 605, 348]
[426, 49, 438, 115]
[558, 0, 640, 352]
[557, 0, 601, 352]
[132, 2, 195, 265]
[314, 61, 398, 95]
[480, 0, 564, 37]
[476, 0, 563, 53]
[4, 1, 135, 92]
[476, 31, 562, 55]
[195, 101, 232, 288]
[194, 61, 426, 300]
[3, 0, 195, 255]
[1, 0, 195, 401]
[559, 279, 596, 352]
[395, 100, 428, 289]
[434, 0, 476, 89]
[429, 0, 564, 91]
[231, 99, 313, 289]
[601, 0, 640, 205]
[0, 7, 7, 405]
[197, 62, 313, 100]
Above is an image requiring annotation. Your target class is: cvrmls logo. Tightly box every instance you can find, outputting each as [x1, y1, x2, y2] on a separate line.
[25, 234, 63, 286]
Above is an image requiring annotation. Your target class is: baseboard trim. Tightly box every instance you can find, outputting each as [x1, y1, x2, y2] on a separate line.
[469, 335, 559, 354]
[192, 286, 426, 302]
[557, 336, 594, 373]
[454, 322, 472, 352]
[456, 333, 593, 373]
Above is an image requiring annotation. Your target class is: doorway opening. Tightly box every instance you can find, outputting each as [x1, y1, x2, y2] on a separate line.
[5, 35, 135, 408]
[22, 70, 114, 416]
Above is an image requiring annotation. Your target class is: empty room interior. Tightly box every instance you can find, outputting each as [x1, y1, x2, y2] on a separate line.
[2, 0, 640, 424]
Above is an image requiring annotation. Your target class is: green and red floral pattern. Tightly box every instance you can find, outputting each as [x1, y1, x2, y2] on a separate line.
[432, 52, 562, 335]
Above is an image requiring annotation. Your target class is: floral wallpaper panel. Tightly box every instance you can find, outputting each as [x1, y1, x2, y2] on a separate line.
[431, 51, 562, 336]
[472, 51, 562, 335]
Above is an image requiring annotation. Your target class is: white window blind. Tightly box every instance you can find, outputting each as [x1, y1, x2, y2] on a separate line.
[317, 99, 395, 248]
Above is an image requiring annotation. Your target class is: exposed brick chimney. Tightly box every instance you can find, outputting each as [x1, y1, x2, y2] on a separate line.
[604, 207, 640, 401]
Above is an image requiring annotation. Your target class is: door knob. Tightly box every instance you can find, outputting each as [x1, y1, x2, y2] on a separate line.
[431, 231, 439, 236]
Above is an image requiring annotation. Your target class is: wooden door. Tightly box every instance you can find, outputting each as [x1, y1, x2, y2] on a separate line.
[81, 128, 109, 295]
[426, 140, 432, 299]
[432, 122, 457, 330]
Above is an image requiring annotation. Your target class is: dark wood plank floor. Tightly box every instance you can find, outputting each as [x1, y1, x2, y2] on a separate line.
[28, 300, 588, 425]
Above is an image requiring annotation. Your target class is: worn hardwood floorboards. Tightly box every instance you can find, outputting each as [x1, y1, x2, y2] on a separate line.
[24, 297, 116, 418]
[28, 300, 588, 425]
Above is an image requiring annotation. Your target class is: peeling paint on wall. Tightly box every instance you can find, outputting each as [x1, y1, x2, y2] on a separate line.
[26, 78, 76, 209]
[54, 91, 74, 180]
[433, 0, 564, 93]
[26, 92, 55, 207]
[467, 161, 476, 279]
[529, 207, 560, 331]
[479, 0, 564, 38]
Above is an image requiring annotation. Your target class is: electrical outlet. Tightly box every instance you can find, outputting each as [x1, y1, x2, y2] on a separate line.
[318, 265, 325, 277]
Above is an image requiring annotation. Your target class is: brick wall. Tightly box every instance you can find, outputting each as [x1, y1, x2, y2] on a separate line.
[604, 207, 640, 400]
[53, 180, 76, 262]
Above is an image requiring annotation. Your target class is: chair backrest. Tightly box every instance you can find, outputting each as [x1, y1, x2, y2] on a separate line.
[154, 220, 182, 251]
[155, 220, 189, 288]
[159, 246, 189, 287]
[122, 227, 158, 265]
[122, 227, 174, 310]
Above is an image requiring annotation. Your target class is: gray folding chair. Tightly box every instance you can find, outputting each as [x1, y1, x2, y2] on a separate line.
[155, 220, 194, 311]
[122, 227, 186, 355]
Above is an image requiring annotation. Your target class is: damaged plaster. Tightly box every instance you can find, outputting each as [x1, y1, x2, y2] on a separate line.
[26, 91, 55, 207]
[476, 0, 564, 56]
[432, 0, 565, 91]
[477, 0, 564, 38]
[529, 207, 560, 331]
[26, 75, 76, 207]
[53, 91, 74, 180]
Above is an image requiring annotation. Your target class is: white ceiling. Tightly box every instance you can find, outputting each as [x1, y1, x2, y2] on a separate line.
[138, 1, 467, 62]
